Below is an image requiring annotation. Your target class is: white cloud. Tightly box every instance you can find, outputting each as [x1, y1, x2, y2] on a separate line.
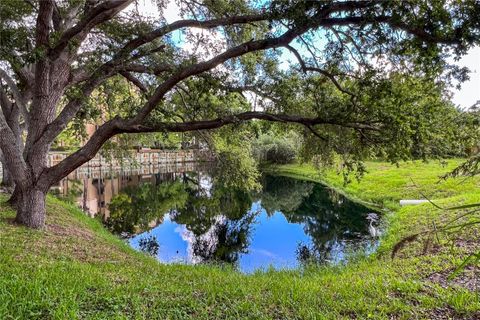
[124, 0, 180, 23]
[125, 0, 160, 19]
[126, 1, 226, 61]
[163, 0, 181, 23]
[451, 46, 480, 109]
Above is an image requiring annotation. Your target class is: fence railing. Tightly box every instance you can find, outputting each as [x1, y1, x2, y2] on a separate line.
[0, 149, 214, 180]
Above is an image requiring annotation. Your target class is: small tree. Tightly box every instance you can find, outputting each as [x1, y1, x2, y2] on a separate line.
[0, 0, 478, 228]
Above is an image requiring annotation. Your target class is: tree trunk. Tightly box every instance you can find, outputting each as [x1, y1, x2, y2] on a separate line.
[1, 163, 14, 189]
[7, 185, 20, 207]
[0, 153, 15, 189]
[14, 188, 46, 229]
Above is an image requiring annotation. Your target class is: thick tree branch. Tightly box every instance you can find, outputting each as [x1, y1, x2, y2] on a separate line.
[0, 68, 29, 126]
[131, 22, 322, 123]
[120, 71, 148, 93]
[117, 14, 268, 59]
[49, 0, 132, 59]
[0, 85, 24, 154]
[0, 106, 30, 188]
[52, 1, 62, 31]
[35, 0, 53, 49]
[30, 73, 110, 154]
[40, 110, 379, 188]
[126, 112, 380, 133]
[38, 60, 173, 148]
[320, 16, 463, 45]
[0, 86, 11, 116]
[27, 0, 55, 155]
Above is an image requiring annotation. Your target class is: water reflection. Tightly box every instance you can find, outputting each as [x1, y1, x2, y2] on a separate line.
[138, 234, 160, 256]
[260, 175, 379, 264]
[57, 166, 379, 272]
[52, 162, 205, 217]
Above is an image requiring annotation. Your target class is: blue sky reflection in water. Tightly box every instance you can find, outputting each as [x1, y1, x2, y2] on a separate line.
[124, 174, 380, 273]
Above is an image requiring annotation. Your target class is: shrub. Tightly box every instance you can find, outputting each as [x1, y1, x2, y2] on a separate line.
[253, 132, 300, 164]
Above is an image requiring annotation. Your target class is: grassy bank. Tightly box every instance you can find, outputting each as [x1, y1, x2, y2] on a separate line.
[1, 159, 480, 319]
[265, 159, 479, 211]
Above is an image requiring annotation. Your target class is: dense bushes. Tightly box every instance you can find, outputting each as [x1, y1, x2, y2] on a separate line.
[252, 132, 300, 164]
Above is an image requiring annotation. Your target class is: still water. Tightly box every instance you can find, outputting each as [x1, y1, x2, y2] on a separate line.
[56, 163, 380, 272]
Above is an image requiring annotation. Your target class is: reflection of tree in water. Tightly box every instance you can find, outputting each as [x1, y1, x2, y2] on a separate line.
[107, 172, 376, 266]
[173, 178, 256, 265]
[294, 184, 373, 261]
[191, 210, 257, 265]
[107, 171, 257, 265]
[138, 234, 160, 256]
[260, 175, 374, 262]
[259, 175, 315, 215]
[105, 180, 188, 236]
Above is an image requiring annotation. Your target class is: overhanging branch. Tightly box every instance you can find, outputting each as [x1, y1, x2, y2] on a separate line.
[40, 110, 380, 188]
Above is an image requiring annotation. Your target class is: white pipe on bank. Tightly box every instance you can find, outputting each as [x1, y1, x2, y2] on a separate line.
[399, 200, 430, 206]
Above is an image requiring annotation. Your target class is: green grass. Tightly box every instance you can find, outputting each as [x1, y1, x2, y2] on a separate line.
[1, 159, 480, 319]
[266, 159, 480, 210]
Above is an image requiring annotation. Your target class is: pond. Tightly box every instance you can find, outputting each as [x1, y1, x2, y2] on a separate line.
[55, 164, 380, 273]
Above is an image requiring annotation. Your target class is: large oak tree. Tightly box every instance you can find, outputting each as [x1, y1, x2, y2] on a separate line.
[0, 0, 479, 228]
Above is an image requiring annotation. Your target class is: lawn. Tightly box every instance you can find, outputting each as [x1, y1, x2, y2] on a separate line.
[1, 159, 480, 319]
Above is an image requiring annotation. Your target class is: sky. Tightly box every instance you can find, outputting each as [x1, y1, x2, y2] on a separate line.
[128, 0, 480, 110]
[129, 203, 317, 273]
[451, 46, 480, 109]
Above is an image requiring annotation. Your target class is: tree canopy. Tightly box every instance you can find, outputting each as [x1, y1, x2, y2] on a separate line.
[0, 0, 479, 228]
